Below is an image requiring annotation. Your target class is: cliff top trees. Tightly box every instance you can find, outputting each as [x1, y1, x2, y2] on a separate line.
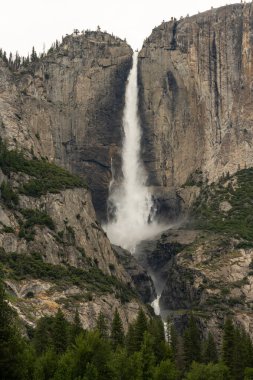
[31, 46, 38, 62]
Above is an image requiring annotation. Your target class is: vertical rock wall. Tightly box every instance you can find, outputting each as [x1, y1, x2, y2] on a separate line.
[0, 32, 132, 221]
[138, 3, 253, 190]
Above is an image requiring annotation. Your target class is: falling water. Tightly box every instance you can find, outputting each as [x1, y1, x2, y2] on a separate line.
[104, 52, 164, 252]
[151, 295, 161, 316]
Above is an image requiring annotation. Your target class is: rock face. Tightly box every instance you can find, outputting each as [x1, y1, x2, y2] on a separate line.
[113, 244, 156, 303]
[138, 227, 253, 339]
[5, 278, 142, 332]
[0, 165, 146, 328]
[0, 28, 147, 329]
[0, 31, 132, 221]
[139, 3, 253, 197]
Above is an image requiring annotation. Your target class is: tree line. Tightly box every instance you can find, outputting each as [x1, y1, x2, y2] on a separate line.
[1, 279, 253, 380]
[0, 39, 61, 72]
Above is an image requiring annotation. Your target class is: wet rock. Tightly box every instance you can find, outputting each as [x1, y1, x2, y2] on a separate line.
[113, 244, 156, 303]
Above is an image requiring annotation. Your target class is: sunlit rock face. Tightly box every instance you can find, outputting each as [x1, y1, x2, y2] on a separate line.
[0, 31, 132, 221]
[139, 3, 253, 192]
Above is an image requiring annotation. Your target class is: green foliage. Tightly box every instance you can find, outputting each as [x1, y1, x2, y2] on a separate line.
[222, 318, 235, 371]
[126, 308, 148, 354]
[33, 316, 55, 354]
[0, 280, 28, 380]
[183, 316, 201, 370]
[96, 311, 108, 339]
[20, 208, 55, 230]
[0, 251, 136, 298]
[154, 359, 180, 380]
[1, 282, 253, 380]
[71, 309, 83, 342]
[185, 362, 230, 379]
[202, 333, 218, 364]
[53, 332, 115, 380]
[192, 168, 253, 241]
[140, 331, 156, 379]
[110, 309, 124, 348]
[148, 316, 168, 363]
[0, 138, 86, 196]
[0, 181, 19, 207]
[221, 318, 253, 379]
[1, 225, 15, 233]
[245, 368, 253, 380]
[52, 309, 68, 354]
[33, 349, 58, 380]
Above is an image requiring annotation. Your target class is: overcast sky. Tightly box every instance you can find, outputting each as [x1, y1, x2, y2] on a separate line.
[0, 0, 247, 56]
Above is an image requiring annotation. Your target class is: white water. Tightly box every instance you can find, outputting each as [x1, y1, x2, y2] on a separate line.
[151, 295, 161, 316]
[104, 52, 165, 252]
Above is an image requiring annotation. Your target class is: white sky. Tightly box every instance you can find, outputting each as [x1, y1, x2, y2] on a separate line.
[0, 0, 248, 56]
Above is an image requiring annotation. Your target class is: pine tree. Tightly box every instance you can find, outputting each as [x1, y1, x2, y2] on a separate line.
[126, 323, 136, 354]
[33, 349, 58, 380]
[222, 318, 235, 373]
[2, 51, 7, 63]
[183, 316, 201, 369]
[52, 309, 68, 354]
[33, 316, 54, 354]
[185, 362, 230, 379]
[202, 332, 218, 364]
[175, 335, 186, 372]
[170, 324, 178, 361]
[148, 316, 167, 362]
[244, 331, 253, 368]
[244, 368, 253, 380]
[31, 46, 38, 62]
[71, 309, 83, 341]
[0, 281, 26, 380]
[134, 308, 148, 351]
[232, 326, 251, 380]
[140, 332, 156, 380]
[110, 309, 124, 349]
[96, 311, 108, 339]
[154, 359, 180, 380]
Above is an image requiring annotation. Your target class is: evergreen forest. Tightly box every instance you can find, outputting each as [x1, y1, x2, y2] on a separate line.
[1, 278, 253, 380]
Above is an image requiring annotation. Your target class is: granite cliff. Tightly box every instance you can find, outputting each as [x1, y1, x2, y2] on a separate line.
[135, 2, 253, 338]
[0, 141, 154, 330]
[0, 32, 155, 330]
[2, 2, 253, 338]
[139, 2, 253, 208]
[0, 31, 132, 221]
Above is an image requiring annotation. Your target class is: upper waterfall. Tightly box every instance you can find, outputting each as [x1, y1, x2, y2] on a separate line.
[104, 52, 164, 252]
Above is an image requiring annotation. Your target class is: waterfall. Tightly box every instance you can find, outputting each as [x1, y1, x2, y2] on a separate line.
[151, 295, 161, 316]
[104, 52, 164, 252]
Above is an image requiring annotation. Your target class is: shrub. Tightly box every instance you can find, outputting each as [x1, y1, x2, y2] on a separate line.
[0, 181, 19, 207]
[0, 251, 136, 300]
[21, 209, 55, 230]
[0, 139, 86, 196]
[192, 168, 253, 241]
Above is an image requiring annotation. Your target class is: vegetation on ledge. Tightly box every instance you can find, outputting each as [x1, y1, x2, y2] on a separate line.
[0, 251, 135, 302]
[0, 139, 86, 197]
[191, 168, 253, 241]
